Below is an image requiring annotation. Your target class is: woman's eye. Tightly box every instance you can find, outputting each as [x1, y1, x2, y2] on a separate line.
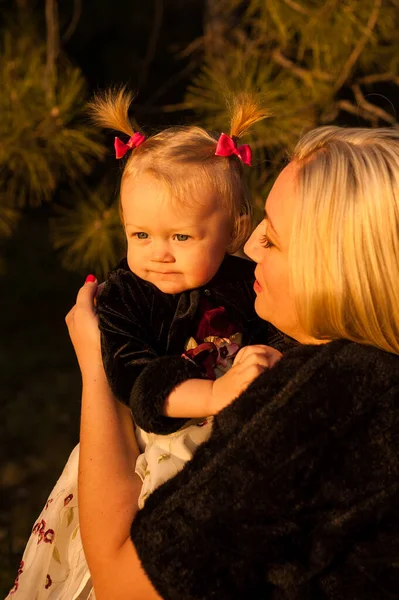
[260, 234, 274, 249]
[135, 232, 148, 239]
[174, 234, 190, 242]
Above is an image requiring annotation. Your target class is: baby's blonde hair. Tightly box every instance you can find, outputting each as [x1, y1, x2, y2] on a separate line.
[291, 126, 399, 355]
[89, 88, 269, 253]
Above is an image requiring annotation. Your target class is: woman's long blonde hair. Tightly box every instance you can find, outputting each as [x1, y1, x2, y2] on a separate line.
[291, 126, 399, 355]
[88, 88, 269, 253]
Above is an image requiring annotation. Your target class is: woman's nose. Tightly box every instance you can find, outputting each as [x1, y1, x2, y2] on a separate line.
[244, 223, 263, 262]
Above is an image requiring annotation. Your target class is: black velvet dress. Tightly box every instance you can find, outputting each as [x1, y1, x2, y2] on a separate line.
[96, 254, 292, 434]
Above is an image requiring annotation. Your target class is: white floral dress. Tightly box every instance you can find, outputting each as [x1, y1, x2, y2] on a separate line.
[7, 327, 241, 599]
[6, 444, 95, 599]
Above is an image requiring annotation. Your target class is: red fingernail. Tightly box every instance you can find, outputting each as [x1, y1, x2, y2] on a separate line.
[85, 274, 96, 283]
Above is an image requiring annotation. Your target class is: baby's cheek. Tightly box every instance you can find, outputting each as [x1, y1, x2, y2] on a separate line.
[126, 251, 143, 276]
[126, 253, 135, 272]
[189, 258, 220, 286]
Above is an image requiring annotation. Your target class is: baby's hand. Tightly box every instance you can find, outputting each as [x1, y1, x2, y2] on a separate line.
[210, 345, 282, 414]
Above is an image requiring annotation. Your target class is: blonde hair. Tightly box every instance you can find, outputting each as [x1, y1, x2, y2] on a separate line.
[88, 88, 269, 253]
[290, 126, 399, 355]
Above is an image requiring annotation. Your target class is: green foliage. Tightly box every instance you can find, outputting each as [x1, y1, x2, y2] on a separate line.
[50, 182, 125, 279]
[0, 30, 105, 210]
[187, 0, 399, 208]
[0, 20, 108, 275]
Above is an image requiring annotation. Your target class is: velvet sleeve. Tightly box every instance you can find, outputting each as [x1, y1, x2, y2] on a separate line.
[131, 342, 399, 600]
[130, 355, 203, 434]
[96, 268, 203, 434]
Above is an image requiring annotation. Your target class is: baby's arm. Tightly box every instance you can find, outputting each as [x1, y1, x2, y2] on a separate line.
[96, 269, 208, 434]
[164, 344, 283, 417]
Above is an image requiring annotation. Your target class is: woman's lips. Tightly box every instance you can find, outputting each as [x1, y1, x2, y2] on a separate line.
[254, 279, 262, 293]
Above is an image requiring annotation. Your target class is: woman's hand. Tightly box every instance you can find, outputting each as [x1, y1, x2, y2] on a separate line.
[65, 275, 103, 379]
[210, 345, 283, 413]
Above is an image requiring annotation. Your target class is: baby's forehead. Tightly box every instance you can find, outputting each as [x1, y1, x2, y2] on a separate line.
[122, 178, 223, 222]
[124, 203, 220, 230]
[123, 170, 222, 202]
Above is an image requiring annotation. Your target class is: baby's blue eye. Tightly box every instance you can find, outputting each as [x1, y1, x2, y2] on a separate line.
[174, 234, 189, 242]
[136, 232, 148, 239]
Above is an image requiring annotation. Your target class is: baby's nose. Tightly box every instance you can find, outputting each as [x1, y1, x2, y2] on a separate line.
[150, 242, 174, 262]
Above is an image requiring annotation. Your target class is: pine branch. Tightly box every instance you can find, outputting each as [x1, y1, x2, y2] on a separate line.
[178, 37, 204, 59]
[137, 102, 194, 113]
[333, 0, 382, 92]
[50, 184, 125, 277]
[0, 202, 20, 239]
[336, 99, 377, 123]
[281, 0, 312, 16]
[62, 0, 82, 43]
[272, 48, 312, 84]
[357, 72, 399, 85]
[45, 0, 60, 103]
[272, 48, 333, 84]
[351, 83, 396, 124]
[0, 29, 106, 207]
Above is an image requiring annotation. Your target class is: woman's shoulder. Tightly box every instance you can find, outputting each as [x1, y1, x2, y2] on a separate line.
[256, 338, 399, 394]
[216, 340, 399, 443]
[271, 340, 399, 406]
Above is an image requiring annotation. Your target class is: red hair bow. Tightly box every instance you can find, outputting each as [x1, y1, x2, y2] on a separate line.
[114, 132, 146, 159]
[215, 133, 252, 166]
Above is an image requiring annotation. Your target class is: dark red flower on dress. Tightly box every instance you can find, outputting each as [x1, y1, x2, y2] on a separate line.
[35, 520, 47, 544]
[185, 342, 218, 380]
[214, 340, 240, 368]
[64, 493, 73, 506]
[9, 562, 24, 594]
[219, 345, 228, 359]
[9, 581, 18, 594]
[196, 304, 238, 342]
[45, 574, 53, 589]
[43, 528, 55, 543]
[33, 519, 47, 543]
[45, 498, 54, 510]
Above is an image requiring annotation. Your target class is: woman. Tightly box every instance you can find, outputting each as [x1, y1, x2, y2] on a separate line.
[67, 126, 399, 599]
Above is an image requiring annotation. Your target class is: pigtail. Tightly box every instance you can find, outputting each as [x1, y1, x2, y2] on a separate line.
[87, 87, 138, 137]
[229, 92, 270, 140]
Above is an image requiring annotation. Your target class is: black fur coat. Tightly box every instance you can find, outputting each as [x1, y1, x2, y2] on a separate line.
[96, 255, 291, 434]
[131, 340, 399, 599]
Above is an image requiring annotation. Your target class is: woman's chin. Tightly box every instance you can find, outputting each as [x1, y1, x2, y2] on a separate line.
[254, 296, 269, 322]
